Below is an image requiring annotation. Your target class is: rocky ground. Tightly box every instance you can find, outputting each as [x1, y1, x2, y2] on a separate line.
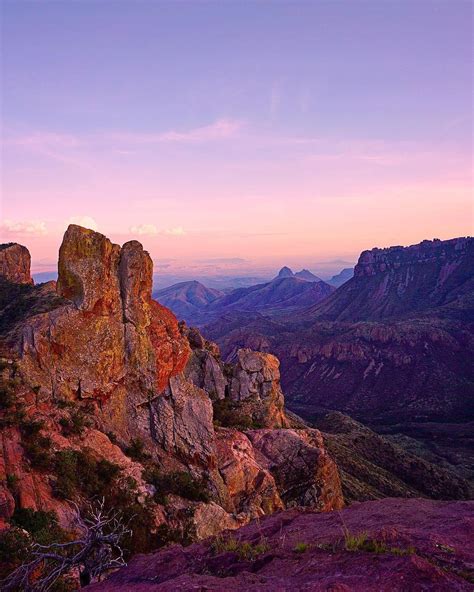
[86, 497, 474, 591]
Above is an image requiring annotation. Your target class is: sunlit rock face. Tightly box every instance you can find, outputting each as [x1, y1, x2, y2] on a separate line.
[16, 225, 191, 440]
[0, 225, 343, 547]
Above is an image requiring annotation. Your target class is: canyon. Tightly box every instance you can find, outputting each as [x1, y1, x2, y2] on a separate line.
[0, 228, 472, 590]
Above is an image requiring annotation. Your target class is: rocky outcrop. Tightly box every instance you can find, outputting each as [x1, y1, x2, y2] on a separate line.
[0, 226, 343, 557]
[86, 498, 474, 592]
[150, 375, 216, 467]
[14, 226, 190, 438]
[183, 326, 227, 401]
[215, 429, 284, 517]
[248, 428, 343, 510]
[229, 349, 288, 428]
[0, 243, 33, 285]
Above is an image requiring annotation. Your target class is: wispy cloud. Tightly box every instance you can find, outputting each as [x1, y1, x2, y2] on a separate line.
[129, 224, 185, 237]
[164, 226, 185, 236]
[1, 219, 48, 237]
[108, 118, 243, 145]
[129, 224, 158, 236]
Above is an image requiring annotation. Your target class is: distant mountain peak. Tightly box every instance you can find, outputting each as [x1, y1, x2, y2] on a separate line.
[294, 269, 322, 282]
[277, 266, 294, 278]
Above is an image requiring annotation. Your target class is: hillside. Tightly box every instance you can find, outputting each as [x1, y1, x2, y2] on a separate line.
[204, 237, 474, 432]
[153, 280, 224, 324]
[155, 275, 335, 327]
[87, 498, 474, 591]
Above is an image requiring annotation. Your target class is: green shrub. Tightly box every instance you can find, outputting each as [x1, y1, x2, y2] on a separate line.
[59, 409, 90, 436]
[0, 383, 16, 410]
[0, 527, 31, 578]
[294, 541, 310, 553]
[11, 508, 67, 547]
[144, 467, 210, 504]
[20, 419, 53, 470]
[213, 399, 263, 430]
[124, 437, 150, 461]
[211, 535, 270, 560]
[53, 449, 120, 499]
[6, 473, 19, 494]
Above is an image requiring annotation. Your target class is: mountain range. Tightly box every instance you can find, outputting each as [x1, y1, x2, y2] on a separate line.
[203, 237, 474, 482]
[154, 267, 335, 325]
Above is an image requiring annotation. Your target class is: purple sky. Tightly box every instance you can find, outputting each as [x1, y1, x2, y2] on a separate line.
[1, 1, 472, 276]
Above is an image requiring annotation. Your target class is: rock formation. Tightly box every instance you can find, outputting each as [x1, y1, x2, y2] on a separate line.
[0, 243, 33, 285]
[229, 349, 288, 428]
[0, 227, 343, 561]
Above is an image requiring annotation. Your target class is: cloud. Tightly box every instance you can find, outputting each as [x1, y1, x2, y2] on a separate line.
[109, 118, 243, 145]
[0, 219, 48, 237]
[164, 226, 185, 236]
[129, 224, 185, 237]
[129, 224, 158, 236]
[68, 216, 98, 231]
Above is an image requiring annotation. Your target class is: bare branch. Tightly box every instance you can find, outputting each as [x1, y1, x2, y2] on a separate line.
[1, 498, 131, 591]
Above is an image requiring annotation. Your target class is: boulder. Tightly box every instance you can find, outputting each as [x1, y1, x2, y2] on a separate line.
[0, 243, 33, 285]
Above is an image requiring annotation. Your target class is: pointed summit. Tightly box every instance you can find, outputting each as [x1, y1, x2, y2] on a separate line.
[277, 266, 294, 279]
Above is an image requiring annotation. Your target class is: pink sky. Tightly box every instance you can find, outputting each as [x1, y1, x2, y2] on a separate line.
[1, 3, 472, 276]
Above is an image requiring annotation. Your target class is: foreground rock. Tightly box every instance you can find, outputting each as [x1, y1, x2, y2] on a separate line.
[0, 228, 342, 555]
[86, 498, 474, 591]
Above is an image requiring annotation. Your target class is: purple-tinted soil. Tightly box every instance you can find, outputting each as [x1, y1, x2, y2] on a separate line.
[87, 498, 474, 591]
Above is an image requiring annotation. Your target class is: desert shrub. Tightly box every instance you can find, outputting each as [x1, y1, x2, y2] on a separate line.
[124, 437, 150, 461]
[0, 527, 31, 578]
[144, 467, 210, 504]
[213, 399, 262, 430]
[59, 409, 90, 436]
[11, 508, 67, 547]
[0, 382, 16, 410]
[20, 419, 53, 470]
[106, 431, 118, 444]
[6, 474, 19, 495]
[53, 449, 120, 500]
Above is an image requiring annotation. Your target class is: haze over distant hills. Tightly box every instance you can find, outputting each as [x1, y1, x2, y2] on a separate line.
[154, 267, 335, 325]
[204, 237, 474, 432]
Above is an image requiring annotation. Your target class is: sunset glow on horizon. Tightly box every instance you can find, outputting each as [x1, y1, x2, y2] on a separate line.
[1, 2, 472, 276]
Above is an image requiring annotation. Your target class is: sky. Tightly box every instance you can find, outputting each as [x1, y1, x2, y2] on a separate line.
[1, 0, 472, 277]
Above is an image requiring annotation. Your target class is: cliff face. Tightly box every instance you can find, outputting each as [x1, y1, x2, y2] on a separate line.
[205, 237, 474, 426]
[310, 237, 474, 322]
[0, 227, 343, 549]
